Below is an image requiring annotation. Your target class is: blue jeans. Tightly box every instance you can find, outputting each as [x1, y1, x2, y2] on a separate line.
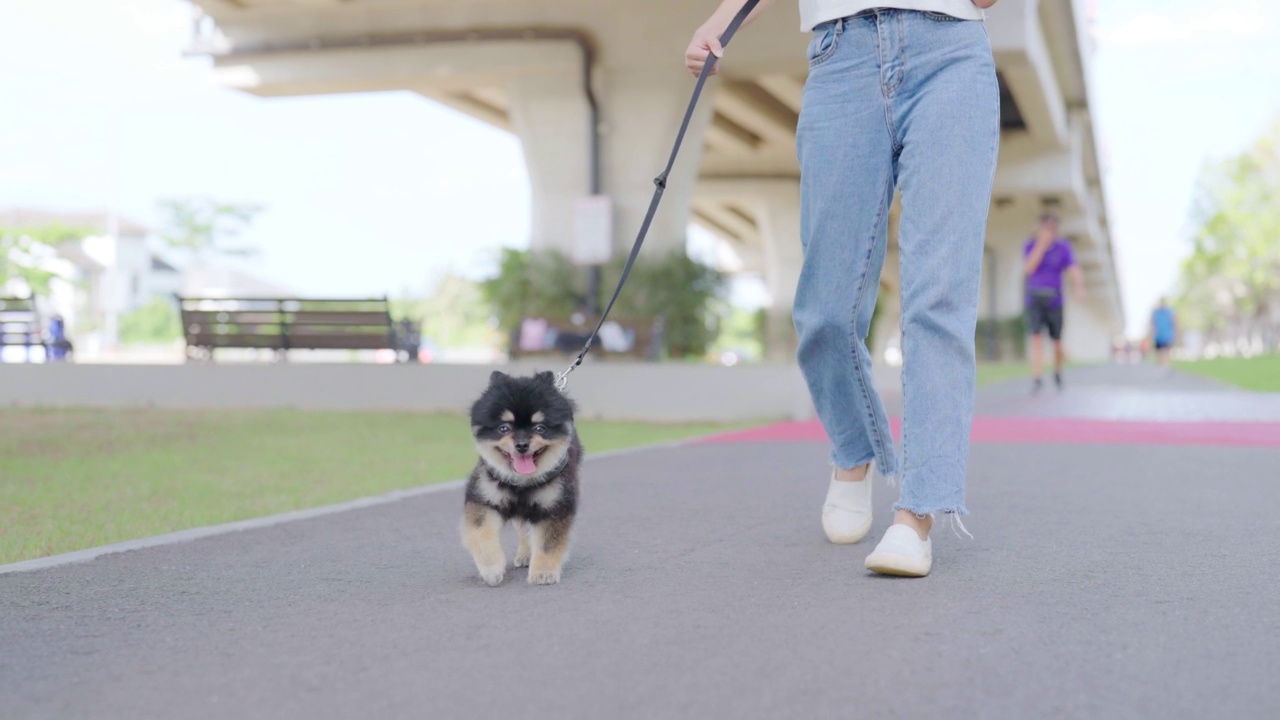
[793, 9, 999, 516]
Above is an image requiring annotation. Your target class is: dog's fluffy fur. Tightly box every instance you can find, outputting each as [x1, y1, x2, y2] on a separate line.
[462, 370, 582, 586]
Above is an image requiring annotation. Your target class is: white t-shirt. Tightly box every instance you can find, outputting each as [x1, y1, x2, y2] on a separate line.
[799, 0, 984, 31]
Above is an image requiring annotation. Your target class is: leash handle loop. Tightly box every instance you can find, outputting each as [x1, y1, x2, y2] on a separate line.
[555, 0, 760, 390]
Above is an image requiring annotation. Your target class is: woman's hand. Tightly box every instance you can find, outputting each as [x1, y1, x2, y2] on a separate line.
[972, 0, 1000, 8]
[685, 23, 726, 78]
[685, 0, 774, 78]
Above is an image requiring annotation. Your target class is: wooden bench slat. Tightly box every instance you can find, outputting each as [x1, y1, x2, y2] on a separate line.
[187, 330, 284, 339]
[187, 334, 285, 346]
[180, 315, 391, 326]
[0, 297, 42, 347]
[280, 334, 392, 350]
[177, 308, 280, 319]
[179, 298, 389, 310]
[279, 312, 391, 325]
[188, 327, 392, 336]
[285, 331, 393, 339]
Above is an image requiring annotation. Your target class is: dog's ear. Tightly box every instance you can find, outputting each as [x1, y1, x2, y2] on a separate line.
[534, 370, 556, 387]
[489, 370, 509, 386]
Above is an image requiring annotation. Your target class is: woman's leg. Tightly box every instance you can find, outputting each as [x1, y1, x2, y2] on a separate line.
[794, 15, 899, 480]
[889, 12, 1000, 522]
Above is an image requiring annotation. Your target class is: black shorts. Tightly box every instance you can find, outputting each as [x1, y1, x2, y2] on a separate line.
[1155, 339, 1172, 350]
[1026, 294, 1064, 340]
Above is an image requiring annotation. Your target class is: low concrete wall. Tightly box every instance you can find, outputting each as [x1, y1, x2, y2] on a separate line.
[0, 362, 818, 424]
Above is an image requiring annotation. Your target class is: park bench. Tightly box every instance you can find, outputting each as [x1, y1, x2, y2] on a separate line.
[509, 314, 663, 361]
[0, 296, 45, 361]
[178, 296, 417, 362]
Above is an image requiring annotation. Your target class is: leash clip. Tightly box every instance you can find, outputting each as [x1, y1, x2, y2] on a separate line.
[554, 364, 575, 391]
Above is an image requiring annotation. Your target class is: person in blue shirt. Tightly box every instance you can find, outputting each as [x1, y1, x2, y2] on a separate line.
[1151, 298, 1177, 367]
[46, 314, 74, 362]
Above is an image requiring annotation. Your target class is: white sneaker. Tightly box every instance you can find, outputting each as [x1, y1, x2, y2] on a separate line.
[865, 524, 932, 577]
[821, 467, 873, 544]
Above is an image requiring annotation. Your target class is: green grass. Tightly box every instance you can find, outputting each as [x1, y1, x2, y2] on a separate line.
[0, 409, 754, 565]
[974, 361, 1092, 387]
[975, 362, 1033, 387]
[1175, 355, 1280, 392]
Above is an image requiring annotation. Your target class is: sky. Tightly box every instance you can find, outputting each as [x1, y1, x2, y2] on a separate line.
[1090, 0, 1280, 334]
[1, 0, 1278, 337]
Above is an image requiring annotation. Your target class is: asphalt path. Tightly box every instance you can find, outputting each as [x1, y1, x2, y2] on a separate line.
[4, 366, 1279, 719]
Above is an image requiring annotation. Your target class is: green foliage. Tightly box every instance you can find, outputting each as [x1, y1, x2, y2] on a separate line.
[754, 307, 769, 347]
[710, 306, 766, 361]
[601, 248, 725, 358]
[975, 315, 1028, 362]
[868, 297, 884, 352]
[0, 224, 90, 296]
[1174, 117, 1280, 350]
[391, 274, 500, 349]
[479, 248, 583, 340]
[157, 196, 263, 258]
[480, 246, 726, 359]
[118, 297, 182, 344]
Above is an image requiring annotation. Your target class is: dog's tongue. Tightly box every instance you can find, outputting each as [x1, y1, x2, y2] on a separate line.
[513, 453, 538, 475]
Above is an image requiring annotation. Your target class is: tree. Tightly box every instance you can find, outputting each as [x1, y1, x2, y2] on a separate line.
[479, 246, 726, 359]
[0, 224, 89, 296]
[480, 248, 584, 345]
[118, 296, 182, 344]
[392, 274, 501, 349]
[1175, 118, 1280, 353]
[602, 248, 725, 358]
[156, 196, 263, 259]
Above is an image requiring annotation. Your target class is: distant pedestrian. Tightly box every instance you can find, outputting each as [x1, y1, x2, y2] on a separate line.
[46, 314, 73, 362]
[1024, 213, 1084, 392]
[1151, 298, 1177, 368]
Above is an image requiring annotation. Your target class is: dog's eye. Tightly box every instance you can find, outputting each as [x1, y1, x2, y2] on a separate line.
[534, 424, 547, 435]
[497, 424, 512, 435]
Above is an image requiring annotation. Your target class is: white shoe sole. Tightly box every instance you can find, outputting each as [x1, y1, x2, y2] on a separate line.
[823, 514, 873, 544]
[864, 551, 931, 577]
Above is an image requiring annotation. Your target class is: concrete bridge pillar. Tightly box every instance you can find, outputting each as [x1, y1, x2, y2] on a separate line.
[598, 68, 715, 256]
[753, 182, 802, 363]
[506, 68, 715, 260]
[507, 72, 592, 257]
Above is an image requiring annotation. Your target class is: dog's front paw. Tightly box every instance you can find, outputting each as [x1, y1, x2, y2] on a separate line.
[527, 569, 561, 585]
[477, 564, 506, 587]
[513, 552, 530, 568]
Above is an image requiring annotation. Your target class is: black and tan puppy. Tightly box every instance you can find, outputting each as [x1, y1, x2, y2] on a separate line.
[463, 370, 582, 586]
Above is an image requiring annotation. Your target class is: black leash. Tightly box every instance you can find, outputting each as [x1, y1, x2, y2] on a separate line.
[555, 0, 760, 391]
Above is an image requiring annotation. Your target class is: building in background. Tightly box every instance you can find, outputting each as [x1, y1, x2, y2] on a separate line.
[2, 208, 169, 355]
[1, 208, 288, 359]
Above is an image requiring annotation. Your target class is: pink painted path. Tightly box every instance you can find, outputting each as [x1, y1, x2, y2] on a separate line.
[699, 416, 1280, 448]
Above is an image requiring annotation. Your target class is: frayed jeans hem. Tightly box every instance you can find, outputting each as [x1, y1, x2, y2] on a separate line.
[891, 504, 969, 516]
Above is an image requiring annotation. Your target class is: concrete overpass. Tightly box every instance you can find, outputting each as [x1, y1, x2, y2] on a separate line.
[186, 0, 1124, 363]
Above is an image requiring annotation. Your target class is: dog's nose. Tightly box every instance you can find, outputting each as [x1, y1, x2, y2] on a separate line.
[515, 441, 530, 454]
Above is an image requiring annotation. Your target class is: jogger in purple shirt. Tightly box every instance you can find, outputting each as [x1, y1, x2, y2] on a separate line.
[1024, 213, 1085, 392]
